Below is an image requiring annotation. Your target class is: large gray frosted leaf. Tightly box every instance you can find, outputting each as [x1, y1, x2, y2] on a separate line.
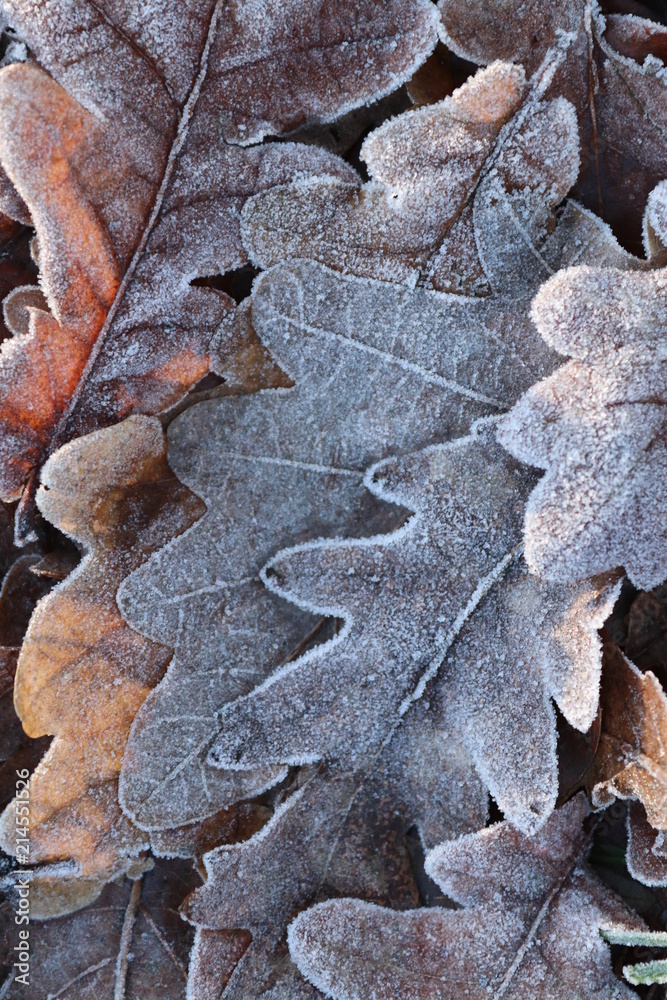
[117, 191, 628, 833]
[497, 235, 667, 591]
[211, 422, 620, 833]
[287, 795, 642, 1000]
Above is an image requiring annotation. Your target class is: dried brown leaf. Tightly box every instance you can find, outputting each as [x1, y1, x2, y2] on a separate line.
[626, 800, 667, 887]
[587, 643, 667, 829]
[0, 415, 204, 881]
[0, 0, 437, 503]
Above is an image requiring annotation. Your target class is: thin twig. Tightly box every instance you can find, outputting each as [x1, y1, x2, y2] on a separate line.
[114, 876, 143, 1000]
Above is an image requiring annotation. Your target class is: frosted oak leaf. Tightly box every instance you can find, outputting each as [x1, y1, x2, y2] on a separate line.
[118, 182, 628, 834]
[586, 643, 667, 832]
[0, 0, 437, 504]
[497, 252, 667, 590]
[287, 795, 643, 1000]
[437, 0, 667, 253]
[0, 416, 204, 885]
[242, 56, 585, 292]
[210, 422, 620, 834]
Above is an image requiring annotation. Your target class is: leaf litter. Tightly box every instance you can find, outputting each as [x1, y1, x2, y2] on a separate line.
[180, 422, 621, 996]
[116, 56, 642, 838]
[0, 1, 664, 996]
[287, 796, 644, 1000]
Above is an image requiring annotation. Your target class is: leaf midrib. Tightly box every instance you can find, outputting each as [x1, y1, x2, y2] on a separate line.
[48, 0, 225, 457]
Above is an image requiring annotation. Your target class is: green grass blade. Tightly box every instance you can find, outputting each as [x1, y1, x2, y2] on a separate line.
[600, 928, 667, 948]
[623, 960, 667, 986]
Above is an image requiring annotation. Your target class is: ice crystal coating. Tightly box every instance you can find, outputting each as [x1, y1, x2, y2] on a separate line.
[118, 186, 629, 833]
[184, 746, 487, 999]
[210, 423, 619, 834]
[241, 57, 584, 291]
[497, 254, 667, 590]
[437, 0, 667, 251]
[156, 423, 616, 997]
[0, 0, 437, 499]
[626, 802, 667, 888]
[288, 796, 642, 1000]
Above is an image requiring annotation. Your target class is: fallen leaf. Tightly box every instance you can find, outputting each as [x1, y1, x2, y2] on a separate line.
[180, 426, 619, 996]
[0, 415, 205, 882]
[0, 553, 54, 811]
[437, 0, 667, 254]
[241, 57, 585, 291]
[0, 858, 206, 999]
[626, 800, 667, 887]
[0, 0, 438, 503]
[287, 795, 643, 999]
[116, 62, 636, 833]
[183, 746, 487, 999]
[587, 642, 667, 829]
[187, 928, 252, 1000]
[497, 211, 667, 590]
[212, 423, 620, 834]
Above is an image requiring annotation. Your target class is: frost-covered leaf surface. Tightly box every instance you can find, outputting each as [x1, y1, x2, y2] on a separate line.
[180, 425, 619, 996]
[0, 416, 204, 882]
[497, 255, 667, 591]
[437, 0, 667, 253]
[0, 859, 205, 999]
[116, 80, 635, 832]
[211, 423, 619, 834]
[0, 2, 665, 995]
[0, 0, 437, 502]
[184, 749, 488, 999]
[242, 57, 586, 291]
[287, 796, 642, 1000]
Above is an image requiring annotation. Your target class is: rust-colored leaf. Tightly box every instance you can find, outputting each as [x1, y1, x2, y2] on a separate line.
[0, 0, 438, 504]
[587, 642, 667, 829]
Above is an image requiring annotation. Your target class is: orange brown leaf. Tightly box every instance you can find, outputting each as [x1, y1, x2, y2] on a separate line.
[0, 415, 205, 880]
[0, 0, 438, 503]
